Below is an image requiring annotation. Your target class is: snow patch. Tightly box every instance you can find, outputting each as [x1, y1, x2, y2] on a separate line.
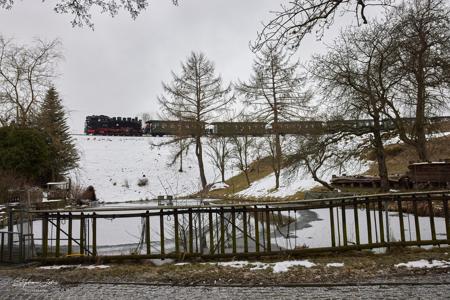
[209, 182, 229, 191]
[272, 260, 316, 273]
[38, 265, 110, 270]
[326, 262, 344, 268]
[394, 259, 450, 269]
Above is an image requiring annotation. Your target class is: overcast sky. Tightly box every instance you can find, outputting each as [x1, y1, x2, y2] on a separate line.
[0, 1, 365, 133]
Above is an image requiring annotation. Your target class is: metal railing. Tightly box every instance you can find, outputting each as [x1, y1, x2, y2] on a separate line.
[29, 190, 450, 262]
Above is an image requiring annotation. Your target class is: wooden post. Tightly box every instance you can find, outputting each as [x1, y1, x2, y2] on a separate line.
[231, 207, 236, 254]
[174, 209, 179, 255]
[42, 213, 48, 257]
[265, 206, 271, 253]
[188, 208, 193, 254]
[254, 207, 260, 253]
[427, 194, 436, 243]
[341, 200, 347, 246]
[397, 197, 405, 244]
[443, 194, 450, 241]
[160, 209, 165, 256]
[92, 213, 97, 256]
[378, 200, 385, 243]
[220, 207, 225, 254]
[145, 211, 151, 255]
[353, 199, 360, 246]
[80, 213, 84, 255]
[55, 213, 60, 257]
[365, 198, 372, 245]
[412, 196, 421, 242]
[209, 209, 214, 255]
[329, 202, 336, 248]
[68, 213, 72, 255]
[243, 208, 248, 253]
[1, 233, 5, 261]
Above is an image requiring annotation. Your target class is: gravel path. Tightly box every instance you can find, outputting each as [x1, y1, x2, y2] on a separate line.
[1, 275, 449, 299]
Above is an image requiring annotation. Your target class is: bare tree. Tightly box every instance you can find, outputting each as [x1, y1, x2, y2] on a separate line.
[237, 46, 310, 189]
[207, 136, 231, 183]
[310, 22, 399, 191]
[252, 0, 395, 52]
[287, 133, 363, 190]
[383, 0, 450, 161]
[0, 36, 62, 126]
[0, 0, 180, 28]
[230, 133, 255, 187]
[159, 52, 233, 189]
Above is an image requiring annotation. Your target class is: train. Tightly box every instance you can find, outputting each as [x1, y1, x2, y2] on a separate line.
[84, 115, 450, 137]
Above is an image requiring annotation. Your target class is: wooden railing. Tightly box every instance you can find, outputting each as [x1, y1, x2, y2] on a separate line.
[29, 190, 450, 262]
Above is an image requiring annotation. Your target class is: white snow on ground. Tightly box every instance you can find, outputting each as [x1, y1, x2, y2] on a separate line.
[209, 182, 229, 191]
[272, 260, 316, 273]
[326, 263, 344, 268]
[38, 265, 110, 270]
[70, 136, 239, 202]
[204, 260, 315, 273]
[394, 259, 450, 269]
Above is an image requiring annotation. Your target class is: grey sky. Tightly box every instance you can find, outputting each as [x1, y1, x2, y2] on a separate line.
[0, 1, 366, 133]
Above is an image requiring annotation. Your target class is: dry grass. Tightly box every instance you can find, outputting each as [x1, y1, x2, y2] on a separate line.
[365, 135, 450, 176]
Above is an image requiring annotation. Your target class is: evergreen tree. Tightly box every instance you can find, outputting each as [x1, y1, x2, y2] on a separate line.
[37, 87, 79, 181]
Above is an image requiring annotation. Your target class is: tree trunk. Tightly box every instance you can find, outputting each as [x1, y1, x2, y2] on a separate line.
[372, 117, 390, 192]
[274, 133, 281, 189]
[195, 136, 207, 189]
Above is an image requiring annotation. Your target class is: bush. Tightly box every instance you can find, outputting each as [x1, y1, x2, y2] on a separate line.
[137, 177, 149, 187]
[0, 126, 52, 184]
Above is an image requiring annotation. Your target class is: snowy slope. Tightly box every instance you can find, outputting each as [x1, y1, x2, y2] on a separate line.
[71, 136, 234, 202]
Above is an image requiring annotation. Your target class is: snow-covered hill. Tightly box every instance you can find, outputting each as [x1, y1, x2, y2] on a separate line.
[70, 135, 368, 202]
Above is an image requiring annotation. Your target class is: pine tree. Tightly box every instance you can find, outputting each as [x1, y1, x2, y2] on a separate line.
[37, 87, 79, 181]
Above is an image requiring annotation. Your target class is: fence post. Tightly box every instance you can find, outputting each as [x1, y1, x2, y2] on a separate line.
[80, 212, 84, 255]
[92, 213, 97, 256]
[412, 195, 421, 242]
[341, 200, 347, 246]
[42, 213, 48, 257]
[55, 213, 61, 257]
[209, 209, 214, 255]
[443, 193, 450, 241]
[231, 207, 236, 254]
[427, 194, 437, 243]
[174, 209, 180, 256]
[68, 213, 73, 255]
[265, 206, 271, 253]
[160, 209, 165, 256]
[353, 198, 360, 246]
[329, 201, 336, 248]
[145, 211, 151, 255]
[243, 207, 248, 253]
[254, 206, 260, 253]
[397, 196, 405, 244]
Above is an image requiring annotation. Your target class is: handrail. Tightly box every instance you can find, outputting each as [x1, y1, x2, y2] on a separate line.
[28, 190, 450, 214]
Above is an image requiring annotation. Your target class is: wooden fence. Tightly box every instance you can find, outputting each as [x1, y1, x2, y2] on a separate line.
[29, 190, 450, 262]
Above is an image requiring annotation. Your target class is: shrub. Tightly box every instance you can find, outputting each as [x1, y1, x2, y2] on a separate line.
[137, 177, 149, 187]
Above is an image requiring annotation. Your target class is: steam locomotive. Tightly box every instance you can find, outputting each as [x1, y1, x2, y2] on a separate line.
[84, 115, 450, 137]
[84, 115, 142, 136]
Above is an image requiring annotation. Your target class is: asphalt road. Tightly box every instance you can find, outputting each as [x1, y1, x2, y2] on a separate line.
[1, 276, 449, 300]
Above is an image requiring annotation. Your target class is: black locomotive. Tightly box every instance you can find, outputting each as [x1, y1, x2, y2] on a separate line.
[84, 115, 142, 136]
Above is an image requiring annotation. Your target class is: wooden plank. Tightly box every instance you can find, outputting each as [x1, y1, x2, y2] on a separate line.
[243, 208, 248, 253]
[42, 213, 48, 257]
[209, 209, 214, 255]
[92, 213, 97, 256]
[341, 201, 347, 246]
[220, 208, 225, 254]
[254, 207, 260, 253]
[428, 194, 437, 242]
[397, 197, 405, 243]
[68, 213, 72, 255]
[444, 194, 450, 240]
[353, 199, 360, 246]
[188, 208, 193, 254]
[231, 207, 236, 254]
[265, 206, 271, 252]
[55, 213, 60, 257]
[412, 196, 421, 242]
[378, 200, 384, 243]
[174, 209, 180, 255]
[145, 211, 151, 255]
[79, 213, 84, 255]
[160, 209, 165, 256]
[329, 205, 336, 247]
[365, 198, 372, 245]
